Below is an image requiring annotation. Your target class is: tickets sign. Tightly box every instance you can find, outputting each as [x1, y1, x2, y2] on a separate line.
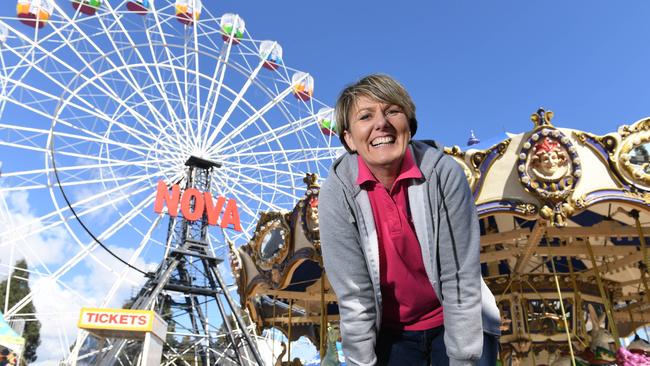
[78, 308, 154, 333]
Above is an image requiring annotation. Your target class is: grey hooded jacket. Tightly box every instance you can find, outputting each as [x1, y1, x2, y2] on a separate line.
[320, 140, 501, 366]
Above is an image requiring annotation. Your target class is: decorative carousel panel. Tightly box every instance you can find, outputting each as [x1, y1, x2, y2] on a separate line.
[444, 139, 511, 196]
[573, 117, 650, 192]
[444, 146, 478, 192]
[251, 212, 292, 271]
[517, 109, 582, 226]
[616, 118, 650, 191]
[298, 173, 321, 247]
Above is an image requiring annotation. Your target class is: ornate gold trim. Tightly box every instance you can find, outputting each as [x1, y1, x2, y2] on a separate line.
[518, 109, 581, 227]
[251, 212, 291, 271]
[443, 139, 512, 194]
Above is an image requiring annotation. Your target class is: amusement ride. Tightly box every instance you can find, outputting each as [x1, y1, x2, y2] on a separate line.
[0, 0, 340, 364]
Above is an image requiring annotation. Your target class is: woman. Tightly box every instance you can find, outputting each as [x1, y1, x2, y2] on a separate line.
[320, 74, 500, 366]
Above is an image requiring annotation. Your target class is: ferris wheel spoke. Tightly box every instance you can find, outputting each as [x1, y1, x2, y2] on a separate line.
[1, 157, 177, 182]
[223, 160, 313, 182]
[1, 36, 172, 146]
[5, 187, 164, 318]
[36, 14, 184, 146]
[99, 2, 186, 147]
[0, 166, 174, 247]
[223, 146, 338, 159]
[199, 41, 236, 150]
[204, 46, 273, 150]
[2, 74, 156, 149]
[206, 73, 307, 153]
[0, 143, 170, 173]
[48, 2, 170, 122]
[149, 2, 194, 144]
[190, 20, 206, 147]
[0, 121, 156, 159]
[212, 174, 273, 220]
[218, 168, 296, 206]
[100, 214, 163, 308]
[219, 166, 294, 194]
[181, 37, 195, 145]
[216, 113, 317, 156]
[54, 64, 186, 149]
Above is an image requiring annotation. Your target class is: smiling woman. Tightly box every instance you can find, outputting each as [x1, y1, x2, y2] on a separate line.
[320, 74, 501, 366]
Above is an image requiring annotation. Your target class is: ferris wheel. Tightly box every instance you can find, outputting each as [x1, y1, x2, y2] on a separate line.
[0, 0, 340, 363]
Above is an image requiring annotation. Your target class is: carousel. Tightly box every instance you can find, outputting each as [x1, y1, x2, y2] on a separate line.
[231, 109, 650, 365]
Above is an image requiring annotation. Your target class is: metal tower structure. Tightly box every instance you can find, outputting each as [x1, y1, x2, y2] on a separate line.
[96, 156, 263, 365]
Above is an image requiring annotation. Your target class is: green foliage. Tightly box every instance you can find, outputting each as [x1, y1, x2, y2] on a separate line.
[0, 260, 41, 363]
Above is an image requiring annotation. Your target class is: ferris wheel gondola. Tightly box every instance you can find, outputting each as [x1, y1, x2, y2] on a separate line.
[71, 0, 101, 16]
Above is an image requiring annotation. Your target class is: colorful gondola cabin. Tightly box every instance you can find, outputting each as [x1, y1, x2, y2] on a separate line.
[17, 0, 54, 28]
[220, 13, 245, 44]
[291, 72, 314, 101]
[126, 0, 149, 14]
[71, 0, 101, 16]
[259, 40, 282, 71]
[175, 0, 201, 25]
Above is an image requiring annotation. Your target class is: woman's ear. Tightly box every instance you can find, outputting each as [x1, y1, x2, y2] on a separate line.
[343, 130, 356, 152]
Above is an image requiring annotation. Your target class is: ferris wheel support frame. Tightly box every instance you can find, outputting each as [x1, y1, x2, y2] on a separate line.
[89, 156, 263, 366]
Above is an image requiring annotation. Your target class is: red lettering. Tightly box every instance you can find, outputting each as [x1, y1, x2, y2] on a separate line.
[109, 314, 119, 324]
[99, 313, 109, 323]
[154, 182, 242, 229]
[119, 314, 128, 324]
[181, 188, 204, 221]
[86, 312, 97, 322]
[220, 199, 242, 232]
[204, 193, 225, 226]
[154, 181, 180, 216]
[137, 315, 147, 325]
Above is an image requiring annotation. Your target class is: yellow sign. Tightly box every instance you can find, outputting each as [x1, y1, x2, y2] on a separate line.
[78, 308, 154, 333]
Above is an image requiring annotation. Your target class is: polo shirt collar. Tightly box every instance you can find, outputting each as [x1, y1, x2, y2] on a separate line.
[355, 148, 423, 186]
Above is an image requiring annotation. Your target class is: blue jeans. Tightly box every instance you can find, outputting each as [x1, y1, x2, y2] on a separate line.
[376, 326, 498, 366]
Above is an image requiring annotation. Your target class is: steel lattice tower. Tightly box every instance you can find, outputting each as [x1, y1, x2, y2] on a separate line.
[96, 156, 263, 366]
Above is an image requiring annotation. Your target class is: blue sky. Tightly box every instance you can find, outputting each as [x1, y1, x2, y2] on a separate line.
[224, 0, 650, 145]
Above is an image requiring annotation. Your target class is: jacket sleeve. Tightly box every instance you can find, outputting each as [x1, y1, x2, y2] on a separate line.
[435, 156, 483, 366]
[319, 180, 378, 366]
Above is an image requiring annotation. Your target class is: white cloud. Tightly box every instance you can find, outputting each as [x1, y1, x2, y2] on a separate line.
[0, 190, 74, 269]
[0, 187, 160, 364]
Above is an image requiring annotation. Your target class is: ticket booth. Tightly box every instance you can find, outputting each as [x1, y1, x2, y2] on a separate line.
[78, 308, 167, 366]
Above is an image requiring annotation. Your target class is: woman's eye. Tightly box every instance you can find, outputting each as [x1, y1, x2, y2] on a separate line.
[386, 108, 402, 116]
[358, 114, 371, 121]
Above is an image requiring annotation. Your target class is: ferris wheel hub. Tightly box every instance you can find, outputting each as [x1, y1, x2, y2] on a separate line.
[185, 155, 221, 169]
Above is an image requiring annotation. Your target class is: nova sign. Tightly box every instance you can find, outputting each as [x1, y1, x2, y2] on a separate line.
[153, 180, 242, 231]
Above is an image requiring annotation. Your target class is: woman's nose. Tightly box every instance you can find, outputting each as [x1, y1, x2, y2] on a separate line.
[374, 113, 390, 129]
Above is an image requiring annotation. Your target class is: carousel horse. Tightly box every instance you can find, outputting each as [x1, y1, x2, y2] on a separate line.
[550, 304, 614, 366]
[321, 324, 341, 366]
[274, 342, 303, 366]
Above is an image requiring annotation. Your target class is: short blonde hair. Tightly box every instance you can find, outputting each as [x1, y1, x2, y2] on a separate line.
[335, 74, 418, 153]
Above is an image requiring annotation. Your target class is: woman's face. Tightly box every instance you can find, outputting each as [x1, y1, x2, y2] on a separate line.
[344, 95, 411, 177]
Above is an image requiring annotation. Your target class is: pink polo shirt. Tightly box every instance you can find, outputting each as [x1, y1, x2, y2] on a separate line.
[356, 149, 443, 331]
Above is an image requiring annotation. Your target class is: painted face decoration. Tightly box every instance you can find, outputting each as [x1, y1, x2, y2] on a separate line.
[530, 137, 569, 179]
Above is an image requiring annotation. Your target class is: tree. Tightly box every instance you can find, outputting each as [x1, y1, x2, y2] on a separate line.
[0, 259, 41, 364]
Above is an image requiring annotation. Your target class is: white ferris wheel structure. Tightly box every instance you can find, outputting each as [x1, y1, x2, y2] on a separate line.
[0, 0, 341, 364]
